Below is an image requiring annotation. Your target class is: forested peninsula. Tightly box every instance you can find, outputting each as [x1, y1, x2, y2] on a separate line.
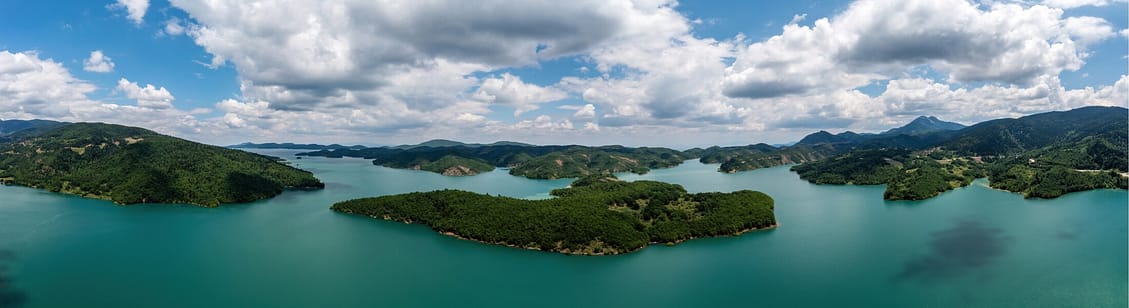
[788, 106, 1128, 200]
[0, 121, 324, 206]
[332, 174, 776, 255]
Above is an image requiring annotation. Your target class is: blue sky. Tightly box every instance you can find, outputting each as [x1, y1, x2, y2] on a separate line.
[0, 0, 1125, 147]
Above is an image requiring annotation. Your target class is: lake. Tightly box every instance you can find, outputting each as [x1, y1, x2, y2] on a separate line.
[0, 149, 1125, 307]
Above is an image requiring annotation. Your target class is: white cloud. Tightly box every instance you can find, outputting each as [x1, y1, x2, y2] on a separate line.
[789, 14, 807, 25]
[111, 0, 150, 25]
[724, 0, 1114, 99]
[116, 78, 175, 109]
[573, 104, 596, 119]
[0, 50, 221, 139]
[0, 50, 97, 118]
[1042, 0, 1112, 9]
[162, 18, 186, 36]
[471, 73, 567, 116]
[82, 50, 115, 73]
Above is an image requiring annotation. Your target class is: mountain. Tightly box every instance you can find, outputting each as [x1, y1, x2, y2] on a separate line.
[883, 116, 965, 136]
[0, 122, 324, 206]
[229, 142, 366, 150]
[0, 119, 66, 139]
[795, 130, 868, 146]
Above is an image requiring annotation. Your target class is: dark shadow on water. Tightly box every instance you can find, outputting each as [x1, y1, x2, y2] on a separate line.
[1055, 230, 1076, 240]
[895, 220, 1009, 283]
[0, 250, 27, 308]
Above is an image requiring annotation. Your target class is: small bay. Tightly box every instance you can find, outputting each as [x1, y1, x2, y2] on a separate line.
[0, 149, 1124, 307]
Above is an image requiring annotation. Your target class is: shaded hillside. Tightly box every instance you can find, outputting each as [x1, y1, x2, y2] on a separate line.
[0, 123, 324, 206]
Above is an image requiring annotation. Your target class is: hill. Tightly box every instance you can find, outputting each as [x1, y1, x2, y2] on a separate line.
[883, 116, 965, 136]
[787, 106, 1128, 200]
[0, 123, 324, 206]
[943, 106, 1126, 155]
[332, 174, 776, 255]
[391, 139, 534, 150]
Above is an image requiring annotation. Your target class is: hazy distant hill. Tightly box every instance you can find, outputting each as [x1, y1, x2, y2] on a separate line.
[230, 142, 366, 150]
[0, 119, 66, 139]
[391, 139, 533, 149]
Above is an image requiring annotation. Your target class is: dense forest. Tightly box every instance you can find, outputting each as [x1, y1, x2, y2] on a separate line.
[332, 174, 776, 255]
[0, 122, 324, 206]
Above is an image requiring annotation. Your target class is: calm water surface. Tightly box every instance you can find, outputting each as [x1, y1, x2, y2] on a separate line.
[0, 149, 1125, 307]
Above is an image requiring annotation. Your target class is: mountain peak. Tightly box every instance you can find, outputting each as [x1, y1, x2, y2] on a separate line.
[884, 116, 965, 136]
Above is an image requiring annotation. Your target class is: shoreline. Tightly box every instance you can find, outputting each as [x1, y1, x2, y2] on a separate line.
[355, 211, 776, 256]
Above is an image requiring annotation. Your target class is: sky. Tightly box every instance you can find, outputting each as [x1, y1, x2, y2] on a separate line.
[0, 0, 1126, 148]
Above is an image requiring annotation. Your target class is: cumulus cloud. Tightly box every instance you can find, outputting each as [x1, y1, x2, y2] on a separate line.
[82, 50, 115, 73]
[471, 73, 568, 116]
[0, 50, 97, 118]
[789, 14, 807, 25]
[724, 0, 1114, 99]
[559, 102, 596, 117]
[162, 18, 186, 36]
[116, 78, 175, 109]
[0, 50, 221, 139]
[25, 0, 1112, 146]
[111, 0, 150, 25]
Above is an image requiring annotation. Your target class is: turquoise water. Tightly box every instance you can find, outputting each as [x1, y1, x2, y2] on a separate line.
[0, 149, 1125, 307]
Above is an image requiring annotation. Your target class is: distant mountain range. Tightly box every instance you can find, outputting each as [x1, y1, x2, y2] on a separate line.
[229, 142, 367, 150]
[230, 139, 533, 150]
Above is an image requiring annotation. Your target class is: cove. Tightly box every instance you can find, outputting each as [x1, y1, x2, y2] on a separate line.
[0, 149, 1124, 307]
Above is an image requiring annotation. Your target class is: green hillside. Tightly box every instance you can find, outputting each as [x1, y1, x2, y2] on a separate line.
[0, 123, 324, 206]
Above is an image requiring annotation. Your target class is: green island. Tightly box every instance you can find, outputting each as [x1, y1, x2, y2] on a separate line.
[332, 174, 776, 255]
[0, 122, 324, 206]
